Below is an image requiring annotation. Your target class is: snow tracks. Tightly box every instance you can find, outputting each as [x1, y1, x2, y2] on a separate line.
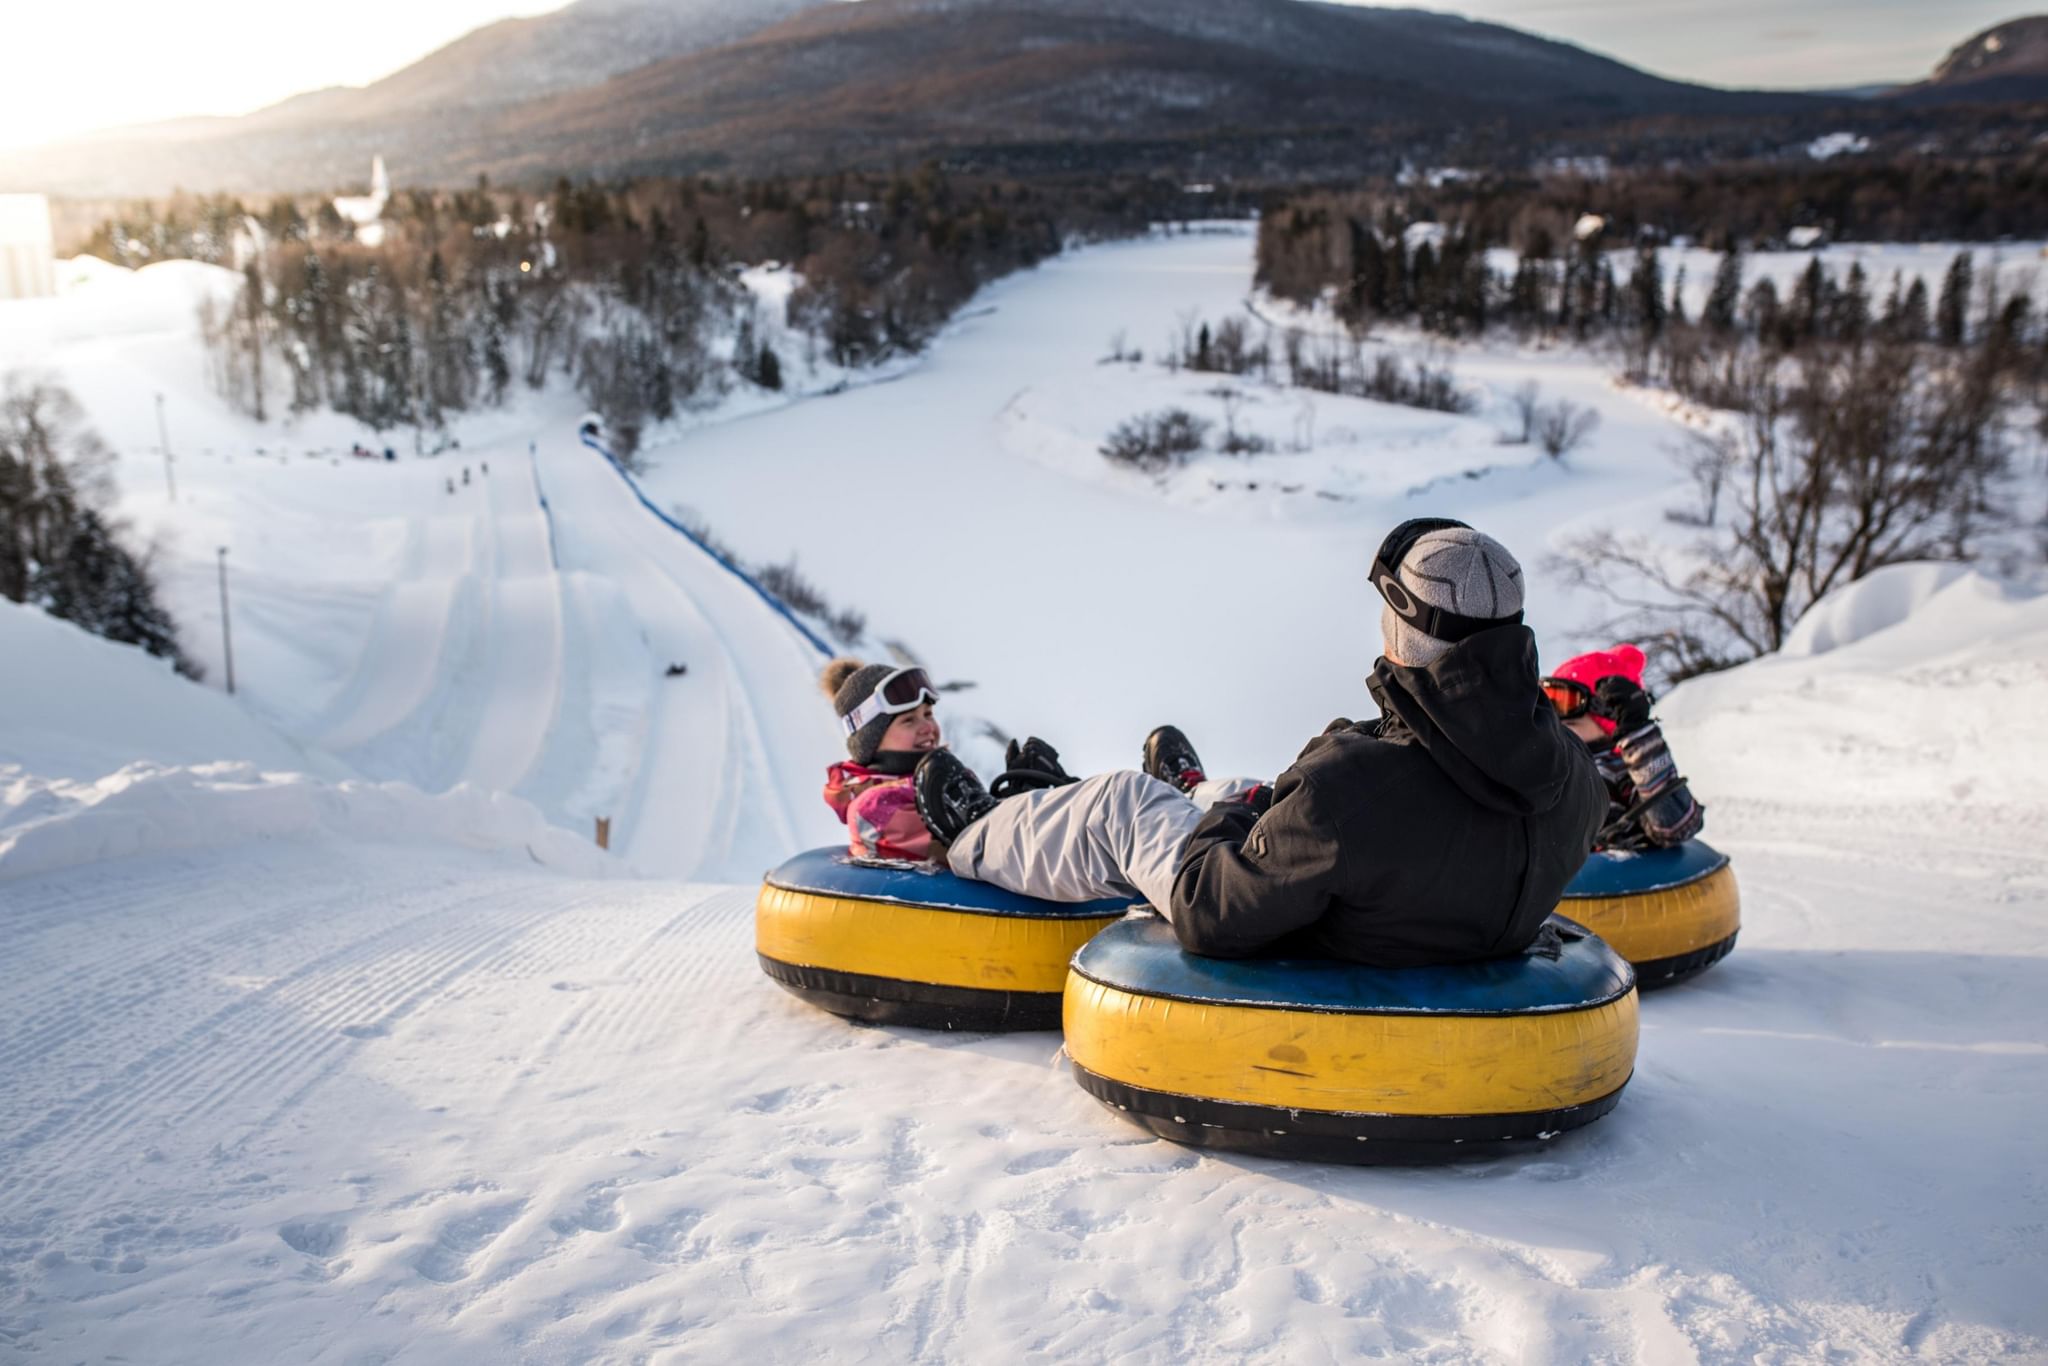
[287, 437, 838, 880]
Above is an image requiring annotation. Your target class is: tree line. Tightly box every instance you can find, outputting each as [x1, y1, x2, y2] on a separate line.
[1257, 189, 2043, 681]
[95, 171, 1225, 459]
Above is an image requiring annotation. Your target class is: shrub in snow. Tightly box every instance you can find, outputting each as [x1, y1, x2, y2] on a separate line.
[1101, 409, 1211, 474]
[1503, 380, 1542, 445]
[1536, 400, 1600, 459]
[754, 559, 828, 618]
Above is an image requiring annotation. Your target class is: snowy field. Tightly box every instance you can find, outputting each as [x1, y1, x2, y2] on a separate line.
[3, 229, 2047, 1362]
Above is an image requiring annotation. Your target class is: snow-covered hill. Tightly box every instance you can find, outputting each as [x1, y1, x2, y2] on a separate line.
[2, 229, 2045, 1361]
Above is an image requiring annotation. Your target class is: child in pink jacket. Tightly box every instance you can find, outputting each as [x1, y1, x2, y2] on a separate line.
[821, 657, 945, 861]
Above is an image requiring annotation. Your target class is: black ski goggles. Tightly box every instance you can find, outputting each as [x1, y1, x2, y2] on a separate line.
[840, 666, 938, 735]
[1370, 517, 1523, 644]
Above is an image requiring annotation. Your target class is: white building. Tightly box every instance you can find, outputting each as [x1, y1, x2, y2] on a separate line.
[332, 156, 391, 247]
[0, 194, 56, 300]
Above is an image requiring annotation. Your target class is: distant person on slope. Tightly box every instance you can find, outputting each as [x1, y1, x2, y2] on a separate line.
[912, 519, 1608, 967]
[1541, 645, 1704, 851]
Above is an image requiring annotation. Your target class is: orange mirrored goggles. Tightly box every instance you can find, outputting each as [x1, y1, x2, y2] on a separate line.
[1540, 677, 1596, 720]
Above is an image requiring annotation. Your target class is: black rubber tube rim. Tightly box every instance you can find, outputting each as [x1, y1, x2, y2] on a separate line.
[1072, 1063, 1630, 1165]
[758, 954, 1064, 1031]
[1633, 930, 1739, 990]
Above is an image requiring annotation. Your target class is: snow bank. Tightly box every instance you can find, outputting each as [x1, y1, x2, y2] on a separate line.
[1662, 565, 2048, 811]
[0, 762, 612, 883]
[0, 257, 240, 359]
[0, 599, 309, 781]
[0, 602, 609, 882]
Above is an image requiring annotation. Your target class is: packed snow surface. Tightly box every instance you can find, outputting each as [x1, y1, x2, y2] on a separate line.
[2, 230, 2046, 1361]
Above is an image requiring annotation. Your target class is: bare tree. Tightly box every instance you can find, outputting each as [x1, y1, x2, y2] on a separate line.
[1554, 339, 2017, 679]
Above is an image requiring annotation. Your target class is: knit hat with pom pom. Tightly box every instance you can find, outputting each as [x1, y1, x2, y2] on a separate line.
[823, 657, 904, 764]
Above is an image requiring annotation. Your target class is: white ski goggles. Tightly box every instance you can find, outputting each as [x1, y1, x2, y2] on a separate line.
[840, 667, 938, 736]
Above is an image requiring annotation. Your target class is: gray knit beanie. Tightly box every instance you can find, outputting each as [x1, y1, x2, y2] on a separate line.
[1379, 524, 1525, 668]
[823, 657, 901, 764]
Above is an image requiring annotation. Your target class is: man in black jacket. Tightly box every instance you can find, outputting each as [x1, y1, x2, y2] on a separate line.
[917, 518, 1608, 967]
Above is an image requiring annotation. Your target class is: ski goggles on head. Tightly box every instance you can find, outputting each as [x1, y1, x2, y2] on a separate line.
[840, 666, 938, 736]
[1370, 516, 1524, 644]
[1540, 676, 1597, 720]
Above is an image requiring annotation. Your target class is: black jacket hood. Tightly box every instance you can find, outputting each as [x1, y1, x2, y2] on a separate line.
[1367, 624, 1580, 817]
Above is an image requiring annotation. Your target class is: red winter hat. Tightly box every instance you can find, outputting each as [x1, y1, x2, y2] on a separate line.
[1548, 644, 1647, 736]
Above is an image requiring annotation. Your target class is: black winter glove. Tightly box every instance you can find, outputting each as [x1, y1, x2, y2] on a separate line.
[1594, 677, 1654, 734]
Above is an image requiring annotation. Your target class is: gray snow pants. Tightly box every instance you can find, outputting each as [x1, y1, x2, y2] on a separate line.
[945, 770, 1258, 917]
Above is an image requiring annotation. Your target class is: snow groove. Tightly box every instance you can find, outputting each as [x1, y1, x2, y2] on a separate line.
[0, 872, 580, 1207]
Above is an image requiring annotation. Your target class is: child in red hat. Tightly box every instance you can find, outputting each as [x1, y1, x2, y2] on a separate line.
[1541, 644, 1704, 850]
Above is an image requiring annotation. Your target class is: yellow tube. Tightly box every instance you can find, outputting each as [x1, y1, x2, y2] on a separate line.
[1562, 863, 1740, 965]
[756, 884, 1121, 993]
[1063, 976, 1639, 1116]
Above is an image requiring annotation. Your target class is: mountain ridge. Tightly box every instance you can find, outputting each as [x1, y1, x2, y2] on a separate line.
[1, 0, 2022, 197]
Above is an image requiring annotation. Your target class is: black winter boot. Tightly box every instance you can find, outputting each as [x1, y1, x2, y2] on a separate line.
[1143, 725, 1206, 795]
[990, 736, 1078, 798]
[914, 750, 997, 850]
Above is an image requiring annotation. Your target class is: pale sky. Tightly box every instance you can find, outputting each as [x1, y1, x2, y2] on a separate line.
[0, 0, 2022, 152]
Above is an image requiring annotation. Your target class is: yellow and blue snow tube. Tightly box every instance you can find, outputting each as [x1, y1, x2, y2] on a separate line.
[1557, 840, 1739, 988]
[756, 849, 1137, 1031]
[1063, 914, 1639, 1164]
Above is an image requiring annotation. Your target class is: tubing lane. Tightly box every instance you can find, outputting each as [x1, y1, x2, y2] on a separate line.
[457, 450, 566, 796]
[536, 437, 842, 880]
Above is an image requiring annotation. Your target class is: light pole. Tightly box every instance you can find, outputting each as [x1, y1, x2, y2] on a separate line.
[157, 393, 176, 502]
[216, 546, 236, 696]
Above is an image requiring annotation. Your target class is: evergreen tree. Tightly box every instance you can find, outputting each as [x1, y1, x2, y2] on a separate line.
[1900, 277, 1932, 343]
[1745, 278, 1782, 348]
[1878, 271, 1904, 337]
[1507, 256, 1544, 330]
[1833, 262, 1870, 344]
[242, 261, 267, 422]
[1627, 245, 1665, 338]
[1937, 251, 1974, 347]
[33, 508, 195, 676]
[1790, 258, 1827, 343]
[1, 378, 195, 675]
[423, 251, 472, 423]
[1704, 246, 1743, 333]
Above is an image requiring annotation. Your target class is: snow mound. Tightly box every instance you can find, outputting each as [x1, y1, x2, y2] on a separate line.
[0, 600, 311, 781]
[1779, 561, 1974, 658]
[0, 601, 608, 881]
[0, 762, 612, 883]
[1661, 565, 2048, 811]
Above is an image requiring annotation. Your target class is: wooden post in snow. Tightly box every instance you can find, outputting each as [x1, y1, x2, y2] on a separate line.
[595, 817, 611, 850]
